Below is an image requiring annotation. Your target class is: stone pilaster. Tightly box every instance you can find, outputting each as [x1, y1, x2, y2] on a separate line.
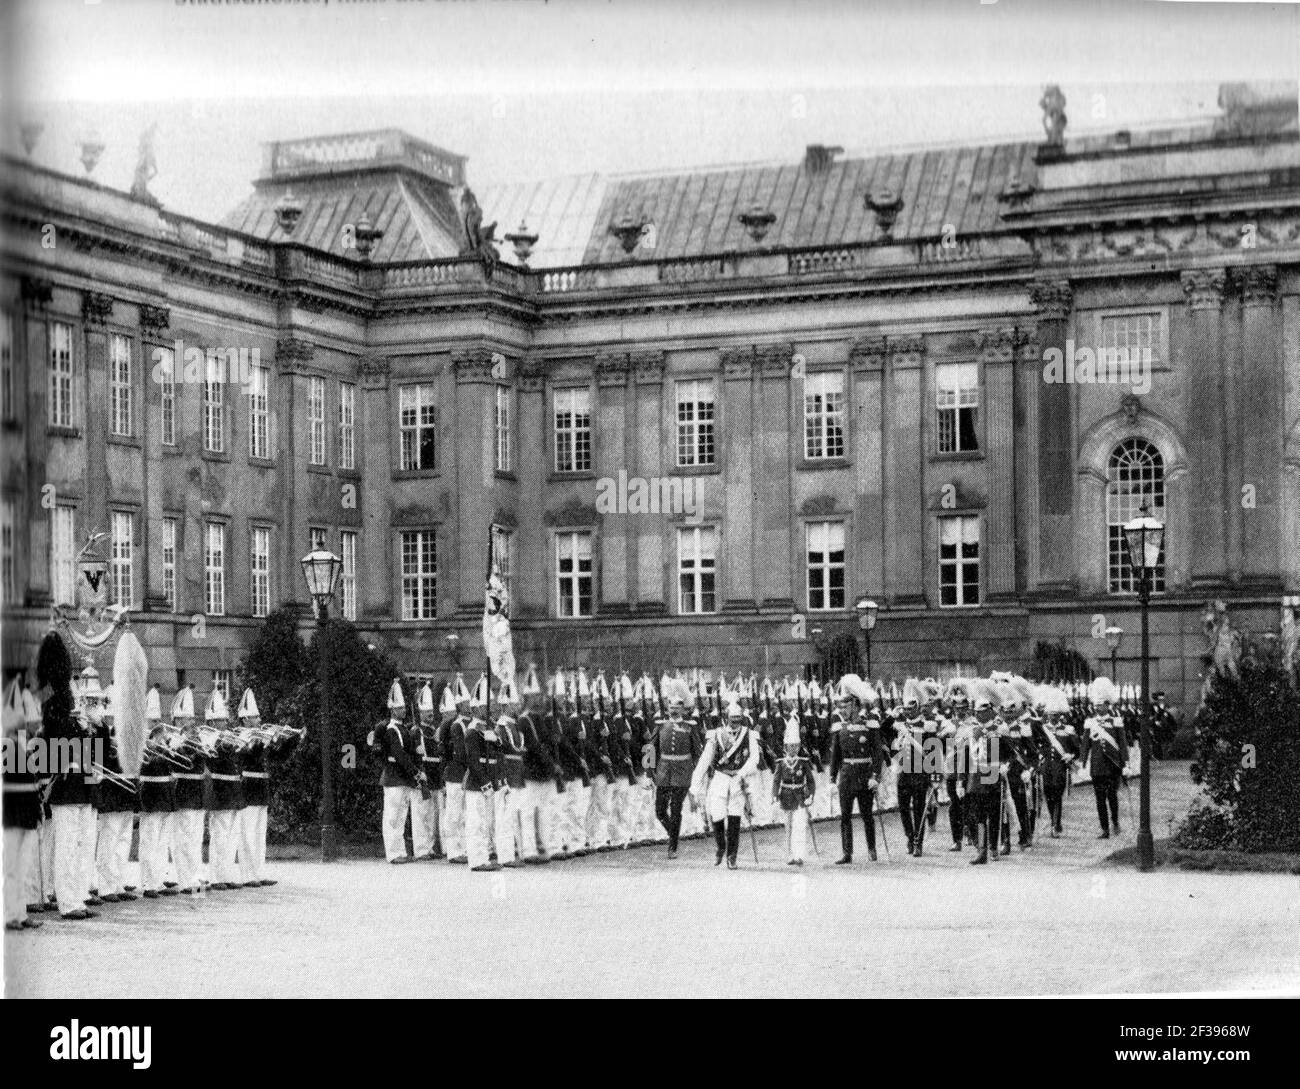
[452, 346, 499, 611]
[595, 352, 630, 612]
[276, 337, 314, 611]
[1235, 265, 1281, 585]
[721, 346, 756, 610]
[515, 355, 547, 617]
[885, 334, 924, 606]
[756, 344, 794, 609]
[849, 335, 886, 603]
[981, 326, 1017, 600]
[1014, 326, 1040, 593]
[1029, 280, 1073, 591]
[631, 351, 666, 611]
[1181, 268, 1228, 585]
[357, 354, 391, 619]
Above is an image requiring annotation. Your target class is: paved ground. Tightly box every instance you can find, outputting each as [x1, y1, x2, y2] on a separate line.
[8, 762, 1300, 998]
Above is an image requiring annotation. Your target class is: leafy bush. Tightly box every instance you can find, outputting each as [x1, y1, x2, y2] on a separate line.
[1172, 799, 1237, 851]
[1186, 638, 1300, 853]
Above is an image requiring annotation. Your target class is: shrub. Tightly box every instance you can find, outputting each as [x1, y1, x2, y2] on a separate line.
[1172, 799, 1237, 851]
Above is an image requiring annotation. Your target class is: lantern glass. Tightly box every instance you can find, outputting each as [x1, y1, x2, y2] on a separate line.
[1105, 625, 1123, 651]
[1122, 513, 1164, 575]
[300, 549, 342, 603]
[856, 597, 879, 630]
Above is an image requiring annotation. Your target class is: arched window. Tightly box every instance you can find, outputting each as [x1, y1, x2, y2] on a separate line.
[1106, 438, 1166, 593]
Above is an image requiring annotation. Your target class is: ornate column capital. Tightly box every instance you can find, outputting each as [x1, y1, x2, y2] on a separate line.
[138, 304, 170, 336]
[887, 333, 924, 369]
[1235, 264, 1278, 307]
[358, 355, 390, 387]
[1015, 325, 1041, 365]
[631, 350, 666, 385]
[81, 291, 114, 326]
[20, 276, 54, 311]
[1029, 279, 1073, 321]
[595, 351, 630, 388]
[517, 355, 546, 393]
[979, 326, 1017, 365]
[720, 346, 755, 381]
[451, 346, 496, 384]
[848, 335, 886, 372]
[1181, 268, 1227, 311]
[756, 342, 794, 378]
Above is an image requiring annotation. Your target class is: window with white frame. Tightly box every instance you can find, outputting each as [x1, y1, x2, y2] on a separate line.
[491, 524, 512, 600]
[803, 371, 845, 459]
[399, 384, 436, 471]
[203, 355, 224, 453]
[308, 376, 326, 465]
[400, 530, 437, 620]
[677, 526, 717, 615]
[555, 530, 593, 618]
[939, 516, 980, 607]
[157, 346, 176, 447]
[1099, 312, 1160, 370]
[553, 388, 592, 473]
[308, 527, 327, 552]
[250, 526, 270, 618]
[51, 504, 76, 606]
[204, 521, 225, 616]
[49, 322, 73, 428]
[676, 379, 716, 467]
[1, 497, 15, 607]
[248, 363, 270, 460]
[110, 511, 133, 607]
[806, 521, 846, 611]
[338, 381, 355, 470]
[935, 362, 979, 454]
[340, 530, 357, 621]
[110, 334, 132, 437]
[162, 517, 178, 612]
[495, 385, 512, 473]
[1106, 438, 1166, 594]
[1, 311, 13, 420]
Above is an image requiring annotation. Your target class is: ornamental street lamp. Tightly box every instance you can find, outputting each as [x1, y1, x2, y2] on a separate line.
[1105, 625, 1123, 682]
[1122, 503, 1164, 873]
[856, 597, 879, 678]
[300, 549, 343, 862]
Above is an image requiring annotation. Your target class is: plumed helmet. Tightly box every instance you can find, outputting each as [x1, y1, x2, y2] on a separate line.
[1010, 676, 1037, 708]
[386, 679, 406, 711]
[551, 670, 566, 700]
[237, 688, 260, 720]
[452, 673, 472, 704]
[1089, 676, 1119, 706]
[521, 663, 542, 697]
[783, 717, 801, 747]
[836, 673, 867, 703]
[417, 682, 435, 714]
[22, 688, 42, 725]
[994, 680, 1021, 712]
[594, 670, 611, 702]
[725, 700, 743, 719]
[171, 686, 195, 720]
[920, 678, 943, 704]
[576, 667, 592, 701]
[944, 677, 970, 705]
[1040, 686, 1071, 716]
[661, 676, 690, 706]
[145, 685, 162, 721]
[205, 687, 228, 721]
[616, 672, 635, 701]
[968, 679, 996, 712]
[470, 673, 489, 708]
[438, 683, 457, 715]
[902, 678, 923, 709]
[497, 675, 519, 706]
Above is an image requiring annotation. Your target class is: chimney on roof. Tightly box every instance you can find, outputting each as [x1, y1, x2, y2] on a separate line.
[1214, 82, 1298, 137]
[804, 144, 843, 174]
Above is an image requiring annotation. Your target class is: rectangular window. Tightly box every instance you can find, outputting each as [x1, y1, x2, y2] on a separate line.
[1, 311, 13, 420]
[162, 517, 178, 613]
[248, 363, 270, 460]
[935, 362, 979, 454]
[677, 527, 717, 615]
[803, 372, 845, 459]
[110, 511, 133, 607]
[553, 388, 592, 473]
[250, 526, 270, 618]
[495, 385, 512, 473]
[806, 521, 846, 611]
[939, 516, 980, 608]
[51, 505, 76, 606]
[203, 355, 224, 453]
[308, 376, 326, 465]
[340, 530, 357, 621]
[555, 530, 593, 618]
[109, 334, 132, 437]
[308, 527, 327, 553]
[399, 384, 436, 471]
[157, 346, 176, 446]
[676, 379, 716, 467]
[204, 521, 225, 616]
[400, 530, 437, 621]
[1099, 312, 1160, 370]
[1, 497, 15, 608]
[49, 322, 73, 428]
[212, 670, 231, 704]
[491, 525, 512, 599]
[338, 382, 355, 470]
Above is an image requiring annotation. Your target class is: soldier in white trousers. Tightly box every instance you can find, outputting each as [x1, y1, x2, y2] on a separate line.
[463, 675, 506, 871]
[410, 682, 444, 861]
[375, 680, 424, 864]
[437, 674, 472, 864]
[515, 666, 556, 862]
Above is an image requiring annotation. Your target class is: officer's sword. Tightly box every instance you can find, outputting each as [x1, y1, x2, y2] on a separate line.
[737, 777, 759, 863]
[805, 803, 820, 857]
[873, 796, 890, 860]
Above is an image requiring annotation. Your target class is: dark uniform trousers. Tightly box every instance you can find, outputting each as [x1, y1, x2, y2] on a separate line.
[654, 783, 689, 851]
[945, 775, 964, 845]
[1093, 775, 1120, 833]
[896, 772, 930, 848]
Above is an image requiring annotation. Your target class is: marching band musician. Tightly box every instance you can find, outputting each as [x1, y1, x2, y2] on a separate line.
[411, 682, 445, 862]
[236, 688, 289, 887]
[1036, 686, 1078, 839]
[463, 674, 506, 873]
[1081, 677, 1128, 839]
[94, 684, 138, 902]
[138, 687, 179, 898]
[653, 676, 698, 860]
[494, 676, 527, 867]
[891, 679, 938, 858]
[438, 675, 471, 864]
[690, 698, 761, 870]
[3, 679, 42, 930]
[771, 715, 815, 866]
[829, 676, 883, 864]
[170, 686, 207, 894]
[377, 680, 424, 864]
[205, 689, 245, 891]
[518, 667, 558, 863]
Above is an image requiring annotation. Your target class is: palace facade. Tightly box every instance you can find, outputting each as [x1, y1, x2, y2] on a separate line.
[3, 85, 1299, 714]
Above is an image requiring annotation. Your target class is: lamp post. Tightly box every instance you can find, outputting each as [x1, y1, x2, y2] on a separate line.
[300, 548, 343, 861]
[1122, 504, 1164, 873]
[856, 598, 879, 678]
[1105, 625, 1123, 683]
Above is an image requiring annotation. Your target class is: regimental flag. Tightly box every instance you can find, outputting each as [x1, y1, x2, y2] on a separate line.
[483, 532, 515, 683]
